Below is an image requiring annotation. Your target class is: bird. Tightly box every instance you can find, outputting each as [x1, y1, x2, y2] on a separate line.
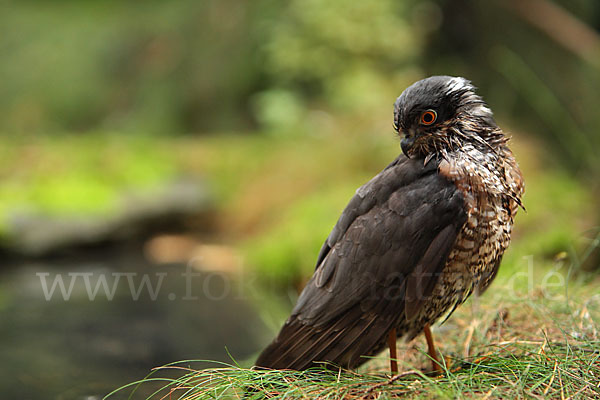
[255, 76, 524, 373]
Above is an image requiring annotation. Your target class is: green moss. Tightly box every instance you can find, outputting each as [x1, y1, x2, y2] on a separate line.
[0, 133, 176, 236]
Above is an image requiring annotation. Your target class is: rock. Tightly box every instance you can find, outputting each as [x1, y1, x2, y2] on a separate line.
[3, 178, 213, 257]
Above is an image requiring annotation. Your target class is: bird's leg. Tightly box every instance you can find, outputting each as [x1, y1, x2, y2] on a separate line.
[423, 323, 442, 373]
[388, 328, 398, 375]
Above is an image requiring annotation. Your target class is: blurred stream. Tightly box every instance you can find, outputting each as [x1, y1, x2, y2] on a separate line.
[0, 249, 266, 399]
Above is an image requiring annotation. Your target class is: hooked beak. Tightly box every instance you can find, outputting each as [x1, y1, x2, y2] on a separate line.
[400, 128, 416, 156]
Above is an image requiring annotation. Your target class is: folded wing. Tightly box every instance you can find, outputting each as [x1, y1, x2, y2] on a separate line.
[256, 155, 467, 370]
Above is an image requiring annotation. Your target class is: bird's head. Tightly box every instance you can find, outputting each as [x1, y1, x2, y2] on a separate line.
[393, 76, 502, 159]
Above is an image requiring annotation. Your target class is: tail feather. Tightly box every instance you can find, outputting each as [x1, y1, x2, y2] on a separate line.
[255, 299, 401, 370]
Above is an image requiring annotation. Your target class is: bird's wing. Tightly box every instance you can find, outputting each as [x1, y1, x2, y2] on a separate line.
[255, 155, 467, 370]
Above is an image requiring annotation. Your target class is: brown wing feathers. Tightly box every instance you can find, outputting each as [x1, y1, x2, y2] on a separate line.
[255, 155, 467, 370]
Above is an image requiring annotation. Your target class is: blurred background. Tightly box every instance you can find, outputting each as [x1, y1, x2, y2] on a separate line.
[1, 0, 599, 398]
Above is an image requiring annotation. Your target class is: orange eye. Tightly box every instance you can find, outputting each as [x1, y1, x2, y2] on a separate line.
[420, 110, 437, 125]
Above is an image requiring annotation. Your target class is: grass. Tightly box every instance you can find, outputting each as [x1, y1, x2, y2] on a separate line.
[105, 267, 600, 399]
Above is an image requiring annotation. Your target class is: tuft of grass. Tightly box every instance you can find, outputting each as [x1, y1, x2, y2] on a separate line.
[106, 275, 600, 400]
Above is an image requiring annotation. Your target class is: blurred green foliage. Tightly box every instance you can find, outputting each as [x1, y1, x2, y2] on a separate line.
[4, 131, 591, 286]
[1, 4, 599, 397]
[253, 0, 422, 130]
[2, 0, 599, 180]
[1, 0, 599, 278]
[431, 0, 600, 175]
[0, 134, 175, 234]
[0, 0, 268, 133]
[0, 0, 426, 134]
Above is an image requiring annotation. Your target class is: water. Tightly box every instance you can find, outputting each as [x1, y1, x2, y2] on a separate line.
[0, 250, 268, 399]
